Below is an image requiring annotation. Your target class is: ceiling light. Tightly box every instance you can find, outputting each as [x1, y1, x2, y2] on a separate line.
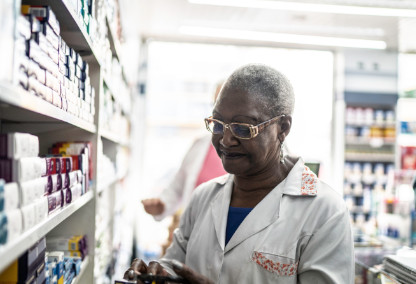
[188, 0, 416, 18]
[179, 26, 387, 49]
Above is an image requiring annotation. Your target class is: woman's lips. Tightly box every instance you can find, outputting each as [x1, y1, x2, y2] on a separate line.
[221, 151, 245, 159]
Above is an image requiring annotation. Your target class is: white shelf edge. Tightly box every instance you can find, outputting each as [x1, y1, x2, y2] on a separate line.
[100, 129, 129, 146]
[0, 82, 96, 133]
[72, 255, 90, 284]
[0, 191, 94, 273]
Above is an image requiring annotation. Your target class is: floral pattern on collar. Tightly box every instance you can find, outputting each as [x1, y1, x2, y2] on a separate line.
[300, 166, 318, 196]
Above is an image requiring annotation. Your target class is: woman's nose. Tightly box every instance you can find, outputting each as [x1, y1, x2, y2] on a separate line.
[220, 126, 239, 147]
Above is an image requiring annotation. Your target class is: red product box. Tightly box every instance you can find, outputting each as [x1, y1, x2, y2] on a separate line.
[401, 146, 416, 170]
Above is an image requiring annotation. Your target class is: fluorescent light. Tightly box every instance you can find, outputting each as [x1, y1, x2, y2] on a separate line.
[189, 0, 416, 18]
[179, 26, 387, 49]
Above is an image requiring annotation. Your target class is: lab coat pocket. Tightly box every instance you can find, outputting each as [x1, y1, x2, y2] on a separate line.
[251, 251, 298, 277]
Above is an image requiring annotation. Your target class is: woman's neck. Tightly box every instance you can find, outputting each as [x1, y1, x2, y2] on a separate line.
[230, 156, 298, 208]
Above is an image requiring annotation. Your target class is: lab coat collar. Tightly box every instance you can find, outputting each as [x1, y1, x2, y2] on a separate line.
[211, 158, 318, 253]
[282, 157, 318, 197]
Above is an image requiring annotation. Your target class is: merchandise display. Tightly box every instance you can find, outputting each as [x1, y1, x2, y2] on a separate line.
[0, 235, 88, 283]
[0, 0, 131, 282]
[2, 1, 416, 284]
[17, 5, 95, 124]
[0, 134, 91, 247]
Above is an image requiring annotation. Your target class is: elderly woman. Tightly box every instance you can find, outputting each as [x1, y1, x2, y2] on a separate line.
[125, 64, 354, 283]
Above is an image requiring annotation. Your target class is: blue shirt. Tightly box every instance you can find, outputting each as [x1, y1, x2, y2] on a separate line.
[225, 206, 253, 245]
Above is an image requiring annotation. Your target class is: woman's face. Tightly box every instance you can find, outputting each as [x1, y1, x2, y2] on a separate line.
[211, 88, 282, 177]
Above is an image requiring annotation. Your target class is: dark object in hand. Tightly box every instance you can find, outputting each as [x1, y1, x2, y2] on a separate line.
[116, 274, 190, 284]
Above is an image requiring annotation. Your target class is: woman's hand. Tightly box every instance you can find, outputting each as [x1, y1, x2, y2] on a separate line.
[123, 258, 148, 281]
[170, 260, 214, 284]
[123, 259, 213, 284]
[141, 198, 165, 216]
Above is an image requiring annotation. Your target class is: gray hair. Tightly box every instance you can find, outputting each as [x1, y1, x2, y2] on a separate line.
[222, 64, 295, 116]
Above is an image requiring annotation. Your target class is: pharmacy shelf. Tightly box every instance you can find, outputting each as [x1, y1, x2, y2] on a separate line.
[0, 191, 93, 273]
[72, 256, 90, 284]
[345, 137, 395, 146]
[345, 123, 396, 128]
[24, 0, 100, 65]
[100, 129, 130, 146]
[345, 153, 396, 163]
[105, 16, 123, 63]
[0, 83, 96, 133]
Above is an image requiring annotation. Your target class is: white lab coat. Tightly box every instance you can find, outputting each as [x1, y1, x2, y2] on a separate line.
[155, 135, 213, 221]
[164, 158, 354, 283]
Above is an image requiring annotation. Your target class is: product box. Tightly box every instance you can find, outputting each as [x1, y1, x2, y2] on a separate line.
[47, 235, 83, 252]
[0, 181, 20, 212]
[0, 238, 45, 282]
[47, 189, 63, 214]
[401, 146, 416, 170]
[28, 59, 46, 85]
[0, 157, 46, 183]
[0, 208, 23, 245]
[34, 196, 48, 224]
[21, 5, 60, 36]
[63, 171, 79, 189]
[19, 177, 48, 206]
[0, 133, 39, 159]
[21, 203, 37, 231]
[47, 251, 64, 283]
[45, 157, 60, 176]
[0, 0, 16, 83]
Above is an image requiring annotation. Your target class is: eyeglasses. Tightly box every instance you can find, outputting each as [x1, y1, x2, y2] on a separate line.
[204, 115, 285, 140]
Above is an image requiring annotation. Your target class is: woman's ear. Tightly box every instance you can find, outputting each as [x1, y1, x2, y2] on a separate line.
[279, 115, 292, 141]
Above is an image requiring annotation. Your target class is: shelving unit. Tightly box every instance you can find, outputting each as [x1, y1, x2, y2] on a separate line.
[342, 50, 399, 241]
[0, 191, 93, 273]
[0, 0, 133, 282]
[0, 83, 96, 133]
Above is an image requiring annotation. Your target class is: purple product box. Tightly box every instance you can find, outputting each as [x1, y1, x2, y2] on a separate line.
[63, 171, 78, 189]
[45, 157, 58, 175]
[46, 173, 62, 194]
[47, 189, 63, 214]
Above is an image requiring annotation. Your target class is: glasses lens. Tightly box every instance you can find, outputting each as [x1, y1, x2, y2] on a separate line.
[208, 120, 224, 134]
[230, 124, 252, 138]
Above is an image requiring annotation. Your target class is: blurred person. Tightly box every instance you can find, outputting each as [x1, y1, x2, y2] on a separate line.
[141, 83, 226, 221]
[126, 64, 354, 283]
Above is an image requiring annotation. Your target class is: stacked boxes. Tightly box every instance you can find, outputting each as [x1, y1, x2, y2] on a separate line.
[0, 235, 87, 284]
[46, 235, 87, 284]
[49, 142, 92, 182]
[0, 133, 92, 246]
[14, 5, 95, 124]
[46, 235, 88, 260]
[0, 180, 22, 246]
[0, 238, 46, 283]
[0, 133, 46, 242]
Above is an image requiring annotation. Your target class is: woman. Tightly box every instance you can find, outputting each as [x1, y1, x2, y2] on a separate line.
[125, 64, 354, 283]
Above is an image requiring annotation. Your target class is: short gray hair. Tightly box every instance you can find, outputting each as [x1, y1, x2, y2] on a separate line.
[222, 64, 295, 116]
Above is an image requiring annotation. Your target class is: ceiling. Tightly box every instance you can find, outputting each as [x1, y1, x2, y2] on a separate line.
[119, 0, 416, 52]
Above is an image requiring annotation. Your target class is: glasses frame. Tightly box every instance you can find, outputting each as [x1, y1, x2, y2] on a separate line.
[204, 114, 286, 140]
